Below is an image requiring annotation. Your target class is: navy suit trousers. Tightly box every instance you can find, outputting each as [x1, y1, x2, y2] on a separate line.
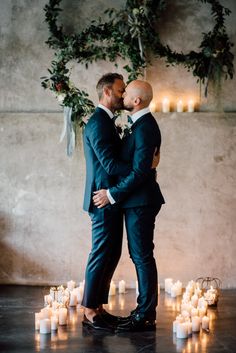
[81, 205, 123, 308]
[124, 204, 162, 320]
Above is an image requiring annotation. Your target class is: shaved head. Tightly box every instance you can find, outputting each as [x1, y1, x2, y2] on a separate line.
[123, 80, 153, 112]
[128, 80, 153, 104]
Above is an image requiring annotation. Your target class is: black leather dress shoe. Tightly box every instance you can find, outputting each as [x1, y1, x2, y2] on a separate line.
[114, 308, 138, 324]
[82, 314, 114, 332]
[116, 314, 156, 332]
[100, 310, 124, 325]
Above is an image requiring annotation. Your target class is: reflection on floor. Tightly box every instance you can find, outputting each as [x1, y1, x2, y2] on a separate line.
[0, 285, 236, 353]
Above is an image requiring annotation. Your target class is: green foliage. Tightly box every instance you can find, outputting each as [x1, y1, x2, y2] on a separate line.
[41, 0, 234, 124]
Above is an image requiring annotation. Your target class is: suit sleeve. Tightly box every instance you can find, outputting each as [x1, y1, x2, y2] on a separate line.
[87, 118, 131, 176]
[108, 124, 161, 203]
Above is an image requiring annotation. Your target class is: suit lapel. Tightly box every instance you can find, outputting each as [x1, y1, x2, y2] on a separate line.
[131, 112, 151, 130]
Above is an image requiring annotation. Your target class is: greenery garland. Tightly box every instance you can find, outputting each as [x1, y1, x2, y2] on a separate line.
[41, 0, 234, 128]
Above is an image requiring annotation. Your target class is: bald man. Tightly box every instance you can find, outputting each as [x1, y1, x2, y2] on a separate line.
[93, 80, 165, 332]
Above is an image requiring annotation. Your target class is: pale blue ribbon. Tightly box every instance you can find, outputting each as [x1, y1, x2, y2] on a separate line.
[60, 106, 75, 157]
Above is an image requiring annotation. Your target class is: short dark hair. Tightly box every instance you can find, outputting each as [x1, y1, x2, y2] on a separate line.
[96, 73, 124, 100]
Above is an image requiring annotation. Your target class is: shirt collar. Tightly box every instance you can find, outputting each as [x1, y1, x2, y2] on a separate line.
[98, 104, 113, 120]
[129, 107, 150, 124]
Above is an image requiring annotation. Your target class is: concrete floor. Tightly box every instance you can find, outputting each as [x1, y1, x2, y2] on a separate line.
[0, 286, 236, 353]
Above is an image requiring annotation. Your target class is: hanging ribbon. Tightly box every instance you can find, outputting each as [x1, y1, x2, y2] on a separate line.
[60, 106, 75, 157]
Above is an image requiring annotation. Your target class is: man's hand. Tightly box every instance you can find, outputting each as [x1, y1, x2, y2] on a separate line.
[93, 189, 110, 208]
[152, 149, 160, 169]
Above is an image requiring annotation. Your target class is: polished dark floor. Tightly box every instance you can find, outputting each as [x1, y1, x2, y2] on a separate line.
[0, 286, 236, 353]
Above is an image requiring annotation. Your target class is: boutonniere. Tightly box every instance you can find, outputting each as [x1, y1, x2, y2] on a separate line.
[115, 122, 132, 138]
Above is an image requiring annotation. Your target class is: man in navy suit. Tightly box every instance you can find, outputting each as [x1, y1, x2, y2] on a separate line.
[81, 73, 132, 331]
[93, 80, 165, 332]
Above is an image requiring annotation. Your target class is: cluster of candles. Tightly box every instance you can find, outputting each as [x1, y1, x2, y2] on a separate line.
[34, 280, 85, 334]
[150, 99, 195, 113]
[165, 279, 218, 339]
[35, 279, 129, 334]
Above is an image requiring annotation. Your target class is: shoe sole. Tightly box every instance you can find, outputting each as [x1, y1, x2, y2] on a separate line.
[82, 320, 114, 333]
[115, 325, 156, 333]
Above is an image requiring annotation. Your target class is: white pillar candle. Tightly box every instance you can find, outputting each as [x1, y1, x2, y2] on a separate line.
[176, 281, 182, 296]
[171, 285, 178, 298]
[191, 294, 198, 308]
[69, 291, 77, 307]
[41, 307, 51, 319]
[176, 322, 188, 339]
[162, 98, 170, 113]
[202, 316, 210, 330]
[35, 313, 42, 330]
[173, 320, 178, 333]
[187, 321, 192, 335]
[164, 278, 173, 293]
[187, 99, 194, 112]
[191, 308, 198, 317]
[109, 281, 116, 296]
[176, 100, 183, 112]
[40, 319, 51, 334]
[67, 280, 76, 291]
[58, 308, 67, 325]
[198, 307, 207, 318]
[51, 316, 58, 331]
[192, 316, 200, 332]
[118, 280, 126, 294]
[149, 100, 157, 113]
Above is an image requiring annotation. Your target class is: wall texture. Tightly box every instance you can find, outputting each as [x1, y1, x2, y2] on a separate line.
[0, 0, 236, 288]
[1, 112, 236, 288]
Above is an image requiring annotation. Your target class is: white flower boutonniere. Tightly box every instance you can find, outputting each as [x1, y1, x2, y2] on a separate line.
[115, 122, 132, 138]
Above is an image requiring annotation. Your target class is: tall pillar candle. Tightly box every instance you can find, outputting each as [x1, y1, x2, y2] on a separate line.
[162, 98, 170, 113]
[187, 100, 194, 112]
[202, 316, 210, 330]
[176, 100, 183, 112]
[192, 316, 200, 332]
[51, 316, 58, 331]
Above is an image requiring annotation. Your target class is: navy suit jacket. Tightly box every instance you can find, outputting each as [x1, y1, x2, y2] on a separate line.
[83, 107, 131, 212]
[109, 112, 165, 208]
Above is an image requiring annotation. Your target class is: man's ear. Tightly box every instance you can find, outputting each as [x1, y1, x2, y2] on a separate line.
[103, 86, 111, 97]
[134, 97, 141, 106]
